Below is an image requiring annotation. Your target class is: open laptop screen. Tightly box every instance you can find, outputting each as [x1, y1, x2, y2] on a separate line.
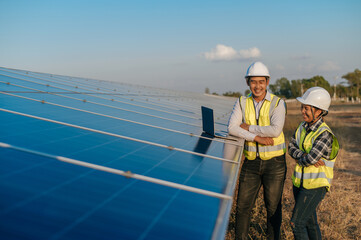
[201, 106, 214, 136]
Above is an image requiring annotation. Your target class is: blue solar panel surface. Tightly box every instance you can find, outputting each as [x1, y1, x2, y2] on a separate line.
[0, 67, 244, 240]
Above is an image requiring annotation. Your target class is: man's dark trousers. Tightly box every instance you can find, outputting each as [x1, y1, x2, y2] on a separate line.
[236, 155, 287, 240]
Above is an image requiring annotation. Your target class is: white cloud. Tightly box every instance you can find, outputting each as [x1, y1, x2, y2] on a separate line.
[204, 44, 238, 61]
[203, 44, 261, 61]
[318, 61, 340, 72]
[239, 47, 261, 59]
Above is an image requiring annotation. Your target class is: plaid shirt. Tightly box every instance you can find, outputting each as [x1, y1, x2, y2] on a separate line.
[288, 118, 333, 167]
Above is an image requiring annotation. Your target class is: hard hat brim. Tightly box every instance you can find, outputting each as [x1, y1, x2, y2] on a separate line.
[296, 97, 306, 105]
[296, 96, 328, 111]
[245, 74, 270, 78]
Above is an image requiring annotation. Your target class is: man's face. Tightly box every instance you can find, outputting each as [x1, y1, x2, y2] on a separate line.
[248, 76, 269, 99]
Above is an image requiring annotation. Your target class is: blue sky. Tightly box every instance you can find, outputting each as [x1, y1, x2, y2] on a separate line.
[1, 0, 360, 94]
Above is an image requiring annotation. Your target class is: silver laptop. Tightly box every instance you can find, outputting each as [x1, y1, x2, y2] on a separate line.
[201, 106, 230, 140]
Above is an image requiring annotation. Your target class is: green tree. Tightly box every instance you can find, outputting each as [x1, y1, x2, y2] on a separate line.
[223, 91, 242, 98]
[269, 77, 292, 98]
[342, 69, 361, 98]
[291, 79, 302, 98]
[205, 87, 210, 94]
[336, 84, 348, 98]
[303, 75, 331, 92]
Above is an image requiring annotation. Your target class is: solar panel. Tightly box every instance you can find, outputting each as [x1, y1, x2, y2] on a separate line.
[0, 66, 244, 240]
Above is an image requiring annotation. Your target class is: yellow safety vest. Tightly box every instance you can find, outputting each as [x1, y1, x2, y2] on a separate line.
[292, 122, 339, 190]
[240, 94, 286, 160]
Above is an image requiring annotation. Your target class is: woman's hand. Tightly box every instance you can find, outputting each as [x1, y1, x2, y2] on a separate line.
[314, 159, 325, 168]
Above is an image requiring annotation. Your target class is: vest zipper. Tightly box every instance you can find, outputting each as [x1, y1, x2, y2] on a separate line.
[256, 118, 259, 156]
[253, 99, 265, 158]
[300, 129, 312, 188]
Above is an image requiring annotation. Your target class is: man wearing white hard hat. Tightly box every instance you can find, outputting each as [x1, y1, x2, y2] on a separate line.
[228, 61, 287, 240]
[288, 87, 339, 239]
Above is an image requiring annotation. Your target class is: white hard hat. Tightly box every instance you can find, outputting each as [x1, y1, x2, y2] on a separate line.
[245, 61, 270, 78]
[296, 87, 331, 111]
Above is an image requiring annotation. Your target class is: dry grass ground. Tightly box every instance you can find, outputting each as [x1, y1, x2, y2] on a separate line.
[226, 101, 361, 240]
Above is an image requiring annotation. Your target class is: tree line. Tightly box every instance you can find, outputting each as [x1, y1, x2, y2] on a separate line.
[206, 68, 361, 99]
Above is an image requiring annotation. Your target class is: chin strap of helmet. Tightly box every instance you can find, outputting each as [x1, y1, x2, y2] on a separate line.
[310, 107, 328, 125]
[311, 107, 316, 122]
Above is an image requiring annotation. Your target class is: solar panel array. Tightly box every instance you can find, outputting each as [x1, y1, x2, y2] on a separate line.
[0, 66, 244, 240]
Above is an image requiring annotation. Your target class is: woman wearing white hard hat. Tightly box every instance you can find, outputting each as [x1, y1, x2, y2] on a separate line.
[288, 87, 339, 239]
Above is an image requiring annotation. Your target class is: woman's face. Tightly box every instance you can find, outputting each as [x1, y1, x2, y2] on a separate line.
[300, 104, 322, 123]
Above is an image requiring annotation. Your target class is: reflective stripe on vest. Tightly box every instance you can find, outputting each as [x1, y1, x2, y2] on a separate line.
[293, 171, 332, 183]
[292, 122, 339, 190]
[244, 143, 286, 152]
[240, 94, 286, 160]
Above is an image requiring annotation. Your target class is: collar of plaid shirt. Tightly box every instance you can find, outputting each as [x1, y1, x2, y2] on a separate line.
[303, 117, 324, 132]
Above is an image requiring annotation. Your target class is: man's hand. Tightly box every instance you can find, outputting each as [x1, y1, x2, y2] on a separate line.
[254, 136, 274, 146]
[240, 123, 250, 131]
[313, 159, 325, 168]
